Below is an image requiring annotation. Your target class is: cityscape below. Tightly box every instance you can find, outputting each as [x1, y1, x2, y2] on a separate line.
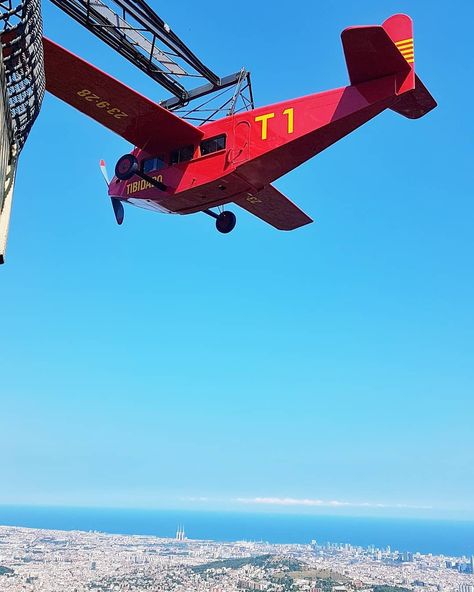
[1, 522, 474, 591]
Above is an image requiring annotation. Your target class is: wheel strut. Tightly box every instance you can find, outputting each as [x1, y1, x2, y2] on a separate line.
[203, 209, 219, 219]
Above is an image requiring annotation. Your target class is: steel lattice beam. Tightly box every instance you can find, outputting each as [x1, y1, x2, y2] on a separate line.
[48, 0, 250, 109]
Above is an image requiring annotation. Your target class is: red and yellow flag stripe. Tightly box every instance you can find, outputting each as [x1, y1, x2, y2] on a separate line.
[395, 38, 414, 64]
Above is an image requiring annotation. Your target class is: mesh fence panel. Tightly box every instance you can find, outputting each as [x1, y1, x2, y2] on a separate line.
[0, 0, 44, 261]
[0, 48, 13, 214]
[1, 0, 45, 151]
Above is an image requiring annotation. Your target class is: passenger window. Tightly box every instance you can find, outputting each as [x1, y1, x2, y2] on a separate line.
[170, 145, 195, 165]
[200, 135, 226, 156]
[142, 156, 166, 174]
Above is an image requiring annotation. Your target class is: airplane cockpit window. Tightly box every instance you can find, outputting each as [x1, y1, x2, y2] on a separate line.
[200, 135, 226, 156]
[170, 145, 195, 165]
[142, 156, 166, 174]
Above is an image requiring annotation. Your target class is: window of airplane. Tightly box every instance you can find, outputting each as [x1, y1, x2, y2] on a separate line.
[200, 135, 226, 156]
[170, 145, 195, 165]
[142, 156, 166, 174]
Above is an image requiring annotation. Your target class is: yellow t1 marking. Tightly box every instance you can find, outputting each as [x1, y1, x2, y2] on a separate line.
[283, 108, 294, 134]
[255, 112, 275, 140]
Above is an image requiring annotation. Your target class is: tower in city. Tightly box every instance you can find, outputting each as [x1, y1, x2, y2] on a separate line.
[175, 525, 186, 541]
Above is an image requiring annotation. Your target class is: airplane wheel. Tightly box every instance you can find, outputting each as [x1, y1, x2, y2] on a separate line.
[115, 154, 139, 180]
[216, 211, 236, 234]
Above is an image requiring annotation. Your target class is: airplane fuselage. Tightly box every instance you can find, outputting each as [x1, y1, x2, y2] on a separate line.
[109, 75, 400, 216]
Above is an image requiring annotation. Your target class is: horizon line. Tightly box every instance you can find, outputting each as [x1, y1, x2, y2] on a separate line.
[0, 503, 472, 523]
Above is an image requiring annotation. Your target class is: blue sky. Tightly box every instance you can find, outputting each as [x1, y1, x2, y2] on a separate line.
[0, 0, 473, 519]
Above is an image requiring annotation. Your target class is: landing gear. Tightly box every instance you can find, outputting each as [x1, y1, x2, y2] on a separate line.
[204, 209, 237, 233]
[216, 210, 236, 234]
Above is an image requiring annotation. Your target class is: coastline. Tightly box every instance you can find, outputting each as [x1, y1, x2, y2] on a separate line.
[0, 506, 473, 557]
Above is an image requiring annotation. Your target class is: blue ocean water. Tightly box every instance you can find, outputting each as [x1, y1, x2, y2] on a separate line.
[0, 506, 473, 558]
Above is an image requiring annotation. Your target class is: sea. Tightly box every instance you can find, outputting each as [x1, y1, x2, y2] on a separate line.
[0, 506, 473, 558]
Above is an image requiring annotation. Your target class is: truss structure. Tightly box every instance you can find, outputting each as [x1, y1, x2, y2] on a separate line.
[49, 0, 255, 122]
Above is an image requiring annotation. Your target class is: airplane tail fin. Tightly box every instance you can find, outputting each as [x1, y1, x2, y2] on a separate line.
[383, 14, 437, 119]
[341, 14, 436, 119]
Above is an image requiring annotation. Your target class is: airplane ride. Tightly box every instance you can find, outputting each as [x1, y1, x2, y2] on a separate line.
[43, 12, 436, 233]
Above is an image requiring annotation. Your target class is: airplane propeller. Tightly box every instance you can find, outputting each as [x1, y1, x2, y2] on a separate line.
[99, 159, 124, 225]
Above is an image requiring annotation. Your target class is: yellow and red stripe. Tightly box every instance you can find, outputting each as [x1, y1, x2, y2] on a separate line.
[395, 37, 414, 64]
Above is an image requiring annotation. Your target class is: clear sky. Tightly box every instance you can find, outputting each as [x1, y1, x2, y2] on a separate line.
[0, 0, 472, 520]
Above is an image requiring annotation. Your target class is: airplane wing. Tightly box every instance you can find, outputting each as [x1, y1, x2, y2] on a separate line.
[234, 185, 313, 231]
[42, 37, 203, 152]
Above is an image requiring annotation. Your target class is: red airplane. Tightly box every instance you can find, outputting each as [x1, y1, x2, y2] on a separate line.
[43, 13, 436, 233]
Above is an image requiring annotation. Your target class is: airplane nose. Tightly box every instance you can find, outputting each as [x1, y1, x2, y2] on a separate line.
[115, 154, 139, 180]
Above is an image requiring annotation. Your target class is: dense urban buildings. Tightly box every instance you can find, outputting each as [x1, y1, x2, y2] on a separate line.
[0, 526, 473, 591]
